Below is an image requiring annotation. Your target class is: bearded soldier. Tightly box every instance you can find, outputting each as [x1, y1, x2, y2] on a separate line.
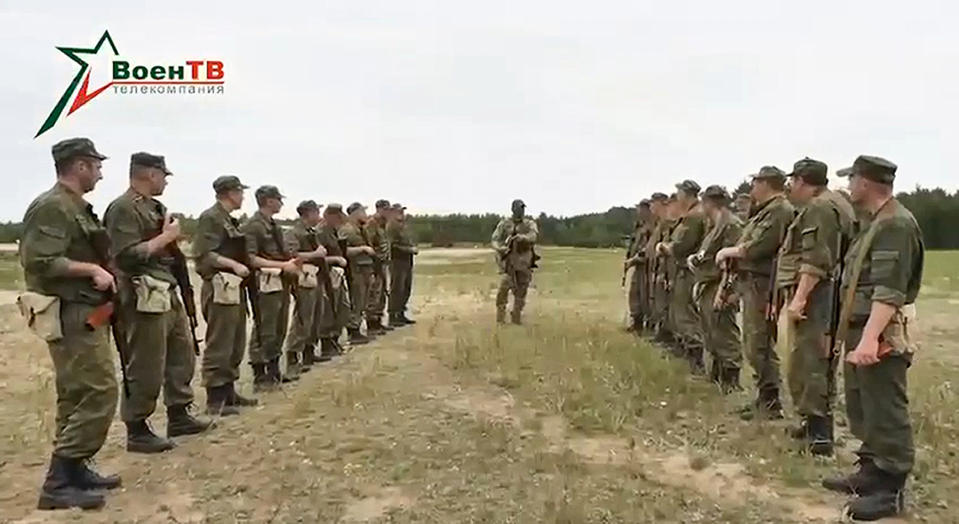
[716, 166, 795, 420]
[20, 138, 119, 510]
[822, 156, 923, 521]
[777, 158, 855, 455]
[104, 153, 210, 454]
[491, 199, 539, 325]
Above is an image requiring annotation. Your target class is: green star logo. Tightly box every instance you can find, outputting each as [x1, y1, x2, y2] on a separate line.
[35, 30, 119, 138]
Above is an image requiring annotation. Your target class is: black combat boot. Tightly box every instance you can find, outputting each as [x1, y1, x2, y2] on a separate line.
[399, 313, 416, 325]
[349, 328, 371, 346]
[367, 318, 387, 336]
[845, 471, 907, 521]
[74, 459, 121, 491]
[719, 367, 742, 394]
[37, 455, 105, 510]
[804, 415, 833, 456]
[510, 310, 522, 325]
[270, 357, 296, 384]
[686, 343, 706, 376]
[167, 404, 213, 437]
[126, 420, 175, 453]
[226, 382, 258, 407]
[741, 388, 784, 421]
[390, 312, 407, 327]
[300, 348, 314, 373]
[206, 385, 240, 416]
[320, 338, 338, 359]
[823, 458, 886, 495]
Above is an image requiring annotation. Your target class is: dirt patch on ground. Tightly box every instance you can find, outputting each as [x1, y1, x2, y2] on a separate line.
[341, 487, 414, 522]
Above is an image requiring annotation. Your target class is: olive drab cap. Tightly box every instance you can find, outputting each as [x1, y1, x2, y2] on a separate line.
[255, 185, 285, 201]
[650, 192, 668, 202]
[212, 175, 249, 193]
[751, 165, 787, 183]
[51, 137, 107, 164]
[511, 199, 526, 208]
[375, 199, 391, 209]
[325, 203, 345, 214]
[675, 179, 701, 196]
[788, 157, 828, 185]
[346, 202, 367, 214]
[837, 155, 897, 184]
[391, 202, 406, 211]
[702, 185, 731, 201]
[130, 152, 172, 175]
[296, 200, 321, 214]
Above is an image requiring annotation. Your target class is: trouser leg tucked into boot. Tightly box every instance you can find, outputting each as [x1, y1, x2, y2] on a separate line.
[37, 455, 106, 511]
[167, 404, 213, 437]
[206, 385, 240, 416]
[126, 419, 175, 454]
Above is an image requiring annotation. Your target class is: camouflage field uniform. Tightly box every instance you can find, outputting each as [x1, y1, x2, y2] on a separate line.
[242, 211, 293, 372]
[317, 221, 352, 341]
[491, 216, 539, 323]
[282, 217, 325, 375]
[339, 219, 374, 332]
[388, 214, 417, 324]
[364, 214, 391, 331]
[666, 199, 707, 367]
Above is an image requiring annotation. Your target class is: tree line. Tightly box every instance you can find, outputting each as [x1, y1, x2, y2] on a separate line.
[1, 186, 958, 249]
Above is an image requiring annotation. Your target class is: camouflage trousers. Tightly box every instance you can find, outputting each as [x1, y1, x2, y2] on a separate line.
[118, 290, 196, 422]
[367, 263, 388, 325]
[696, 280, 742, 370]
[348, 265, 373, 330]
[248, 284, 291, 364]
[496, 269, 532, 318]
[389, 259, 413, 315]
[651, 274, 670, 332]
[627, 263, 650, 323]
[844, 323, 914, 475]
[319, 267, 351, 338]
[200, 278, 247, 388]
[670, 268, 702, 348]
[737, 274, 781, 393]
[284, 283, 322, 355]
[48, 301, 118, 459]
[784, 282, 836, 418]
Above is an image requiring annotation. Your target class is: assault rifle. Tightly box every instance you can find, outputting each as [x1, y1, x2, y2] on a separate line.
[84, 229, 131, 397]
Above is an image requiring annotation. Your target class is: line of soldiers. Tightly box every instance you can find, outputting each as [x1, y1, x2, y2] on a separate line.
[624, 156, 924, 520]
[17, 137, 419, 511]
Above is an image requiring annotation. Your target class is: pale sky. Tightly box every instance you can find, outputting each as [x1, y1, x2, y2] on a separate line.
[1, 0, 956, 221]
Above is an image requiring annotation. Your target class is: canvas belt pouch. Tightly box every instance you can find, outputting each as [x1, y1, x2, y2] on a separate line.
[330, 266, 346, 289]
[881, 304, 918, 356]
[17, 292, 62, 342]
[131, 275, 172, 313]
[258, 267, 284, 294]
[212, 272, 244, 305]
[298, 264, 319, 289]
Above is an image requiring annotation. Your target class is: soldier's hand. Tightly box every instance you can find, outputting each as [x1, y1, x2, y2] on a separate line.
[281, 260, 301, 274]
[313, 246, 328, 258]
[232, 262, 250, 278]
[91, 266, 116, 293]
[715, 246, 737, 265]
[332, 256, 348, 267]
[846, 337, 881, 366]
[786, 296, 807, 322]
[363, 246, 376, 256]
[162, 214, 182, 243]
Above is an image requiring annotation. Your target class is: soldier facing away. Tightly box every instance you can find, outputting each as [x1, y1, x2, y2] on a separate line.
[716, 166, 796, 420]
[821, 156, 923, 521]
[387, 203, 418, 326]
[192, 175, 259, 415]
[777, 158, 855, 456]
[19, 138, 120, 510]
[491, 199, 539, 324]
[104, 153, 211, 454]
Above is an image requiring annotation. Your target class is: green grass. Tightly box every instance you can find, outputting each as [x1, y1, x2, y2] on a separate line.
[0, 252, 23, 290]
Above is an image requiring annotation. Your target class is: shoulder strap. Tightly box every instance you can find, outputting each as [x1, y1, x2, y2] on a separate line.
[832, 199, 898, 353]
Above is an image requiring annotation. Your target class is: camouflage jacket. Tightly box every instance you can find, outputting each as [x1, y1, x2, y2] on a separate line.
[736, 194, 795, 276]
[491, 216, 539, 273]
[192, 201, 245, 280]
[388, 219, 416, 263]
[776, 189, 855, 290]
[317, 222, 344, 257]
[667, 200, 707, 269]
[103, 189, 176, 285]
[693, 209, 743, 284]
[364, 216, 391, 264]
[242, 210, 290, 262]
[19, 182, 110, 305]
[626, 219, 653, 266]
[339, 220, 373, 266]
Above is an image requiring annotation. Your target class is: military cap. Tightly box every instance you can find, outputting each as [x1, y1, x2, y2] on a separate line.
[788, 157, 828, 185]
[325, 203, 345, 214]
[296, 199, 321, 214]
[212, 175, 249, 193]
[837, 155, 897, 184]
[750, 166, 787, 185]
[51, 137, 107, 164]
[392, 202, 407, 211]
[375, 199, 391, 209]
[254, 185, 285, 201]
[637, 199, 651, 207]
[650, 192, 668, 202]
[675, 179, 701, 196]
[512, 199, 526, 208]
[346, 202, 367, 214]
[130, 152, 172, 175]
[702, 185, 731, 201]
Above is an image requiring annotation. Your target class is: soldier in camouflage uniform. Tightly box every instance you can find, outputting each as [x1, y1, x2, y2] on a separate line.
[104, 153, 211, 453]
[624, 200, 652, 333]
[645, 193, 671, 343]
[658, 181, 707, 372]
[281, 200, 329, 378]
[340, 202, 377, 345]
[365, 200, 394, 335]
[243, 185, 301, 391]
[192, 175, 258, 416]
[388, 203, 418, 326]
[689, 185, 743, 391]
[491, 199, 540, 325]
[316, 204, 351, 355]
[776, 158, 855, 455]
[20, 138, 120, 510]
[716, 166, 795, 419]
[822, 156, 923, 521]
